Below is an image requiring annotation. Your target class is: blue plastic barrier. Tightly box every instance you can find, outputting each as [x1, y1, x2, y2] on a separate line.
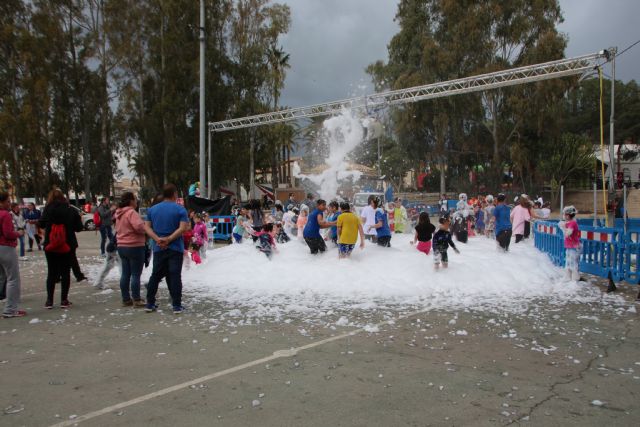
[534, 220, 638, 284]
[209, 216, 236, 241]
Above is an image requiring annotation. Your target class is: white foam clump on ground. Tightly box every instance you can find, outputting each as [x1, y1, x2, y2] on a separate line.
[182, 234, 625, 322]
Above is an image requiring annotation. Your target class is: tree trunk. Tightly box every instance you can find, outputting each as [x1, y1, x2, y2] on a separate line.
[9, 59, 21, 202]
[491, 97, 501, 187]
[271, 149, 278, 193]
[160, 11, 168, 185]
[68, 7, 91, 200]
[439, 158, 446, 195]
[100, 0, 111, 195]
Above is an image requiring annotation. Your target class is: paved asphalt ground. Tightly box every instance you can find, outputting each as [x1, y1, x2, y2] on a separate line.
[2, 232, 639, 427]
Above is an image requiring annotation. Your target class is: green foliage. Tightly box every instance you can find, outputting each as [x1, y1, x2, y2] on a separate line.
[1, 0, 293, 201]
[367, 0, 569, 194]
[537, 132, 594, 201]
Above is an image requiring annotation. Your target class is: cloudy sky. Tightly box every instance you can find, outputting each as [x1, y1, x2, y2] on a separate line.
[277, 0, 640, 109]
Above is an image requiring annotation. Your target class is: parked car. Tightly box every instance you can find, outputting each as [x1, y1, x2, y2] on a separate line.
[36, 204, 96, 231]
[352, 192, 385, 217]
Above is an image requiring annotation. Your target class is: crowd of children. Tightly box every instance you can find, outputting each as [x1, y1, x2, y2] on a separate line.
[223, 191, 581, 281]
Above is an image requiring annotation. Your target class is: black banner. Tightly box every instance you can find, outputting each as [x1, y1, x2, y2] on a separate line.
[187, 195, 232, 216]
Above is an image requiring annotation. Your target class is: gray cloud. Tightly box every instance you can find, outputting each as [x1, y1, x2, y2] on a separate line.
[278, 0, 639, 109]
[559, 0, 640, 82]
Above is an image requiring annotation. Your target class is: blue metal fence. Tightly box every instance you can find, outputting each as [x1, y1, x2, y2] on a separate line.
[209, 216, 236, 241]
[534, 220, 639, 284]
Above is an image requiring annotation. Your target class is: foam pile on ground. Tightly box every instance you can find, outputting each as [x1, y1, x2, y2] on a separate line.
[182, 233, 625, 321]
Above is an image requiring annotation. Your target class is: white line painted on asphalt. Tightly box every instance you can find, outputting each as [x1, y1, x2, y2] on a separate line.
[49, 308, 427, 426]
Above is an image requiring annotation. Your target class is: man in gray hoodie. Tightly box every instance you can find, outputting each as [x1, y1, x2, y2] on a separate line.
[98, 197, 114, 256]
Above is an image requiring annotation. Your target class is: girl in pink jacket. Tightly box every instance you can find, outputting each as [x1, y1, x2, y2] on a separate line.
[510, 197, 531, 243]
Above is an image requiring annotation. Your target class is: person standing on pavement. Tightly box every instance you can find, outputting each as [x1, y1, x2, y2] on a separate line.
[0, 191, 27, 318]
[98, 197, 114, 256]
[39, 189, 83, 309]
[10, 203, 26, 259]
[115, 192, 159, 307]
[145, 184, 189, 314]
[24, 202, 42, 251]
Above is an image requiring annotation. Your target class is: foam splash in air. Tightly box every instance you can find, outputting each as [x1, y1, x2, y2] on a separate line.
[294, 109, 365, 200]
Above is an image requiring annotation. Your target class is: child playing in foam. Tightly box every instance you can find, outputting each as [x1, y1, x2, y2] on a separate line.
[254, 223, 277, 259]
[558, 205, 581, 282]
[411, 212, 436, 255]
[336, 202, 365, 259]
[432, 214, 460, 270]
[296, 206, 308, 240]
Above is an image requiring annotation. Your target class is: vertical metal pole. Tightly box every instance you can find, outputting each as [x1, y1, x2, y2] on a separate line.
[199, 0, 206, 195]
[560, 185, 564, 219]
[623, 184, 627, 233]
[593, 181, 597, 226]
[207, 128, 212, 199]
[608, 48, 616, 194]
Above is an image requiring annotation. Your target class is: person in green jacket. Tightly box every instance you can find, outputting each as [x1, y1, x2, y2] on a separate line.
[393, 198, 407, 233]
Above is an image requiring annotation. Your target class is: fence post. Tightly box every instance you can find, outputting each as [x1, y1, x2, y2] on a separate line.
[623, 184, 627, 233]
[593, 181, 597, 226]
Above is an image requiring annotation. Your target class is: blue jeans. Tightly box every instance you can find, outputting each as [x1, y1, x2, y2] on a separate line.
[18, 236, 25, 257]
[117, 246, 145, 301]
[146, 249, 183, 308]
[99, 225, 114, 255]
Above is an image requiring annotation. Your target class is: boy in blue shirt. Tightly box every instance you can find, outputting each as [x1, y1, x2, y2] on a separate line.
[367, 198, 392, 247]
[303, 200, 334, 254]
[493, 193, 512, 252]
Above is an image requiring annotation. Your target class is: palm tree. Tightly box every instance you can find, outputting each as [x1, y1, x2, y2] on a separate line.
[266, 43, 290, 189]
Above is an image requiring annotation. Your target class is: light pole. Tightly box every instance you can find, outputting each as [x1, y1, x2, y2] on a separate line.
[199, 0, 206, 195]
[608, 47, 617, 194]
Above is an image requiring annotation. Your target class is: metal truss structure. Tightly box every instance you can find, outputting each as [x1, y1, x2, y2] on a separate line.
[209, 52, 607, 133]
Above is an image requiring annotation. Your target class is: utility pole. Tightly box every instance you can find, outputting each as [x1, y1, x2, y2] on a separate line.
[608, 47, 617, 194]
[207, 129, 212, 199]
[199, 0, 206, 195]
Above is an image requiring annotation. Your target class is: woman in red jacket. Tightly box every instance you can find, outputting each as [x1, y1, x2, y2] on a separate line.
[0, 191, 27, 317]
[114, 192, 149, 307]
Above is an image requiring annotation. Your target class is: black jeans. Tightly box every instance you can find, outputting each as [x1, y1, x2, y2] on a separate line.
[70, 248, 85, 280]
[377, 236, 391, 247]
[146, 249, 184, 308]
[304, 237, 326, 254]
[524, 221, 531, 239]
[45, 251, 72, 303]
[515, 234, 524, 243]
[496, 229, 512, 251]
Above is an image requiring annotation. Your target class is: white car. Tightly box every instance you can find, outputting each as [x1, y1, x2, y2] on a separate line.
[352, 192, 385, 217]
[36, 204, 96, 231]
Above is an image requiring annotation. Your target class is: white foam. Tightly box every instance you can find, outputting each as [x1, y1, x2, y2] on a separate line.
[294, 108, 364, 200]
[180, 235, 626, 322]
